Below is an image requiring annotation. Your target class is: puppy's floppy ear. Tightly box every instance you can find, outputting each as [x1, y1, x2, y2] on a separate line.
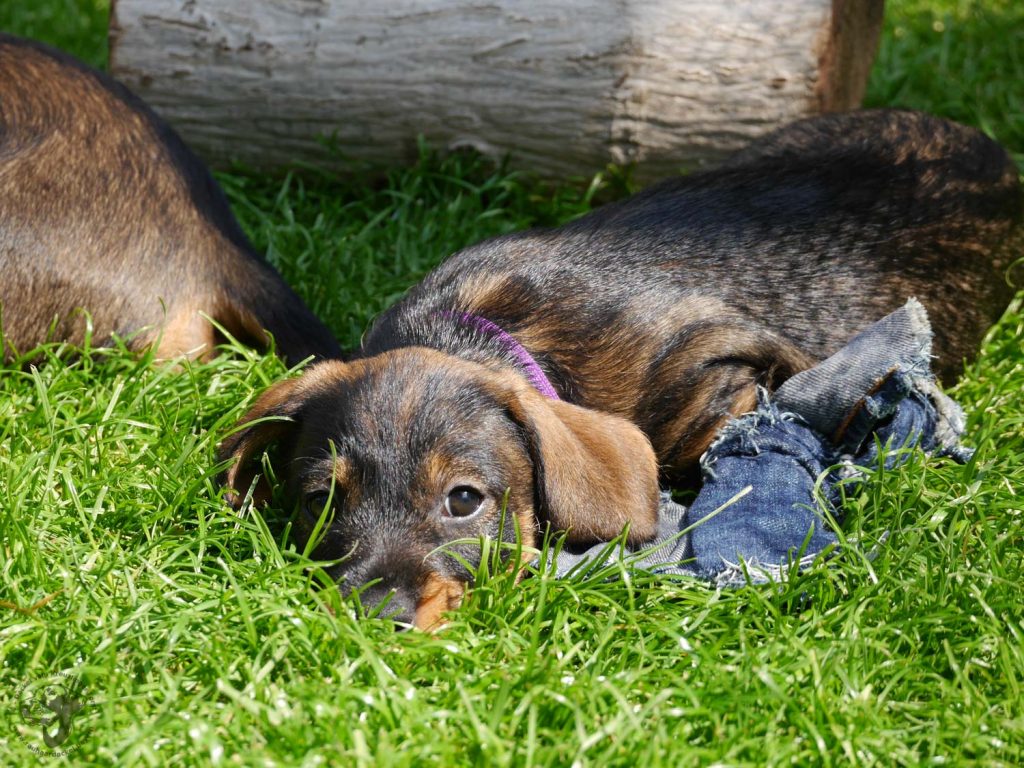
[503, 382, 660, 547]
[217, 361, 345, 507]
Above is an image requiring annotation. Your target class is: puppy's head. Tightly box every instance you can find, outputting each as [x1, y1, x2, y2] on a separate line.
[218, 348, 659, 630]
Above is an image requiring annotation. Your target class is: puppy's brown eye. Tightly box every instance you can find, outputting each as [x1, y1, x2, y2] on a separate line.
[445, 486, 484, 518]
[303, 491, 332, 521]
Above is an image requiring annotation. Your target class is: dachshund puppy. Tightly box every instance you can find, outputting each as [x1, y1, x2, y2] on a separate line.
[0, 34, 341, 363]
[221, 110, 1021, 629]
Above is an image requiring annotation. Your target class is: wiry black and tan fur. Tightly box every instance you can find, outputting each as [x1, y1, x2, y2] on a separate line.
[221, 110, 1022, 630]
[0, 34, 341, 363]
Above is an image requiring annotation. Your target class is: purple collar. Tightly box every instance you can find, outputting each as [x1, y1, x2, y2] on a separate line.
[440, 311, 560, 400]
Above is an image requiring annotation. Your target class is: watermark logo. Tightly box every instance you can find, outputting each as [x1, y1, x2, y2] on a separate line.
[16, 671, 96, 757]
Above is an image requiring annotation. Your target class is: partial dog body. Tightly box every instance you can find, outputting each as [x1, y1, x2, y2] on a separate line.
[0, 35, 341, 363]
[222, 110, 1021, 629]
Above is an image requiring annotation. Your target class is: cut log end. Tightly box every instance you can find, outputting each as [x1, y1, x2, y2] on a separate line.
[816, 0, 886, 112]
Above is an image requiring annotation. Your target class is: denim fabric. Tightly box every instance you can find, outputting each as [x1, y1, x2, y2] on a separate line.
[552, 299, 969, 583]
[772, 298, 932, 450]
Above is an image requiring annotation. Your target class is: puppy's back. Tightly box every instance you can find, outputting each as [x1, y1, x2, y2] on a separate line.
[423, 110, 1020, 380]
[711, 109, 1021, 374]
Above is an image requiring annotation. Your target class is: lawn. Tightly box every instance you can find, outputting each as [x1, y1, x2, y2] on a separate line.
[1, 1, 1022, 765]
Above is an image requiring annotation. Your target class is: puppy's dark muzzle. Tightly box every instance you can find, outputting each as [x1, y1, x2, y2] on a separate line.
[340, 561, 465, 631]
[354, 581, 417, 629]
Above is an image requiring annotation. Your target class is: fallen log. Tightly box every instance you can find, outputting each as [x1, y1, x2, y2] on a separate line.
[109, 0, 883, 180]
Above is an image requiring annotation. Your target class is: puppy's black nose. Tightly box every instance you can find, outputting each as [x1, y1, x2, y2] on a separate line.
[357, 582, 416, 629]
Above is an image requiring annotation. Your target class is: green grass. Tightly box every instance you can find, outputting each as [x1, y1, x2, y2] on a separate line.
[1, 0, 1023, 765]
[0, 0, 108, 68]
[864, 0, 1024, 167]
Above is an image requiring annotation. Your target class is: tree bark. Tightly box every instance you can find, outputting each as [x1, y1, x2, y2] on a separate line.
[109, 0, 883, 180]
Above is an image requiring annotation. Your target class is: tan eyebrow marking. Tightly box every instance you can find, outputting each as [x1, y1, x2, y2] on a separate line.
[333, 455, 353, 487]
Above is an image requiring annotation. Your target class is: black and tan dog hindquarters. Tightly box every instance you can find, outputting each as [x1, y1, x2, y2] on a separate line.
[0, 34, 342, 364]
[221, 109, 1022, 629]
